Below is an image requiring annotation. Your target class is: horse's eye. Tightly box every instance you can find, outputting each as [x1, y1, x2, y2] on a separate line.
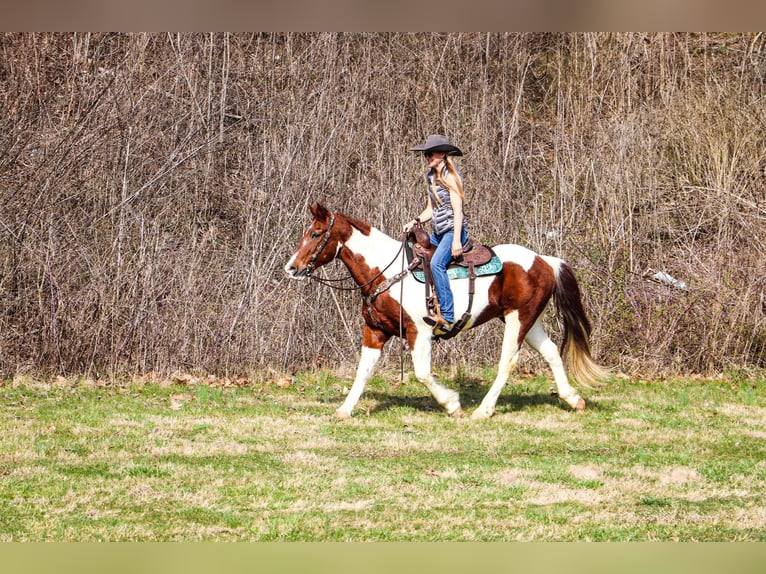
[311, 231, 322, 239]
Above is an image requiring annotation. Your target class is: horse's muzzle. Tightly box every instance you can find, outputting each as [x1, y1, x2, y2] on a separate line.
[284, 262, 308, 279]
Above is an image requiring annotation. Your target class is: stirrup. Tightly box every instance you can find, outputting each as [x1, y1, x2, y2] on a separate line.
[433, 312, 471, 340]
[432, 322, 455, 337]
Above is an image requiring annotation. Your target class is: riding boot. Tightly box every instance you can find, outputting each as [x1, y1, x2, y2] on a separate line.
[423, 310, 449, 327]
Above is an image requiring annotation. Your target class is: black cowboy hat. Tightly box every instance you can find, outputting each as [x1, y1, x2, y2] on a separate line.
[410, 134, 463, 156]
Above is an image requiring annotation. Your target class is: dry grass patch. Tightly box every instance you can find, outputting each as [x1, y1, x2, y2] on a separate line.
[718, 403, 766, 430]
[568, 464, 603, 481]
[499, 411, 580, 432]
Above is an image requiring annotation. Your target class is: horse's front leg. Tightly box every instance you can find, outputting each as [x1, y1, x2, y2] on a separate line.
[335, 326, 389, 419]
[411, 329, 463, 417]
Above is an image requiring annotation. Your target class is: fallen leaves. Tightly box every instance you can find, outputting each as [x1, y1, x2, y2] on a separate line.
[168, 373, 256, 388]
[11, 370, 306, 393]
[169, 394, 190, 411]
[275, 375, 294, 388]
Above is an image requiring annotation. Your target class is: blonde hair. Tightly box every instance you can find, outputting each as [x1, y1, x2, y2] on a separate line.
[431, 156, 465, 205]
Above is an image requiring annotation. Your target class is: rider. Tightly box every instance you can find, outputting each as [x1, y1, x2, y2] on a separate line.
[403, 134, 469, 337]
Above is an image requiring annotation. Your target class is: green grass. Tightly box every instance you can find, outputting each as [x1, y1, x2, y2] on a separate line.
[0, 371, 764, 541]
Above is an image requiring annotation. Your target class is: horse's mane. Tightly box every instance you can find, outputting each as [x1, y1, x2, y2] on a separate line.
[345, 214, 372, 236]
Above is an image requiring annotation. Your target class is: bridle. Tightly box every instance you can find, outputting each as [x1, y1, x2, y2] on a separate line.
[305, 213, 336, 276]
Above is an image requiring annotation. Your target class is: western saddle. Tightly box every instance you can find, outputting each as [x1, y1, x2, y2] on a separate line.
[406, 223, 493, 339]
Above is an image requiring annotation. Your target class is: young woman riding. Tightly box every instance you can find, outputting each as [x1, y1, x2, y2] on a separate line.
[403, 134, 469, 336]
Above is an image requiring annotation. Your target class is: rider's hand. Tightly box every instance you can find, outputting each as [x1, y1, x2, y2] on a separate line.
[451, 239, 463, 258]
[403, 219, 418, 233]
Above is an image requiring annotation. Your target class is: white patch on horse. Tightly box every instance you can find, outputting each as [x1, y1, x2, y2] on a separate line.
[541, 254, 564, 276]
[492, 244, 538, 272]
[344, 227, 403, 278]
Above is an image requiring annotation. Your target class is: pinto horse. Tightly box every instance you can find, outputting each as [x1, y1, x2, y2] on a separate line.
[284, 203, 607, 420]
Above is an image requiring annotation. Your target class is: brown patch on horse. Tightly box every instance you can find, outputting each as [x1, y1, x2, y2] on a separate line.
[361, 324, 389, 349]
[361, 290, 418, 345]
[327, 213, 354, 243]
[472, 258, 557, 336]
[515, 257, 557, 326]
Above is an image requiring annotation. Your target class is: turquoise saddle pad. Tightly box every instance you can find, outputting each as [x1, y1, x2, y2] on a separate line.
[412, 255, 503, 283]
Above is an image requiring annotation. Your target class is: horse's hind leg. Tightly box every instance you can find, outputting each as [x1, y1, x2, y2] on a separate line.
[525, 320, 585, 411]
[472, 311, 523, 420]
[411, 332, 462, 417]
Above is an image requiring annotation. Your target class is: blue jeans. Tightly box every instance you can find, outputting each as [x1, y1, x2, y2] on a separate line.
[430, 228, 469, 323]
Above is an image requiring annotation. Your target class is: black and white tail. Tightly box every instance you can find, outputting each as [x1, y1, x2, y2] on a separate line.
[552, 262, 609, 387]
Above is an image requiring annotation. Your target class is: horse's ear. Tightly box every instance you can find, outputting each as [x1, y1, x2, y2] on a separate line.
[310, 202, 329, 221]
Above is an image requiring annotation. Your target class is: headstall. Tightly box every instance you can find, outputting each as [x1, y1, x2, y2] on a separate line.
[305, 213, 335, 275]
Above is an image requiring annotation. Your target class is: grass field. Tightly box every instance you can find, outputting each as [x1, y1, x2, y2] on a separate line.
[1, 369, 764, 541]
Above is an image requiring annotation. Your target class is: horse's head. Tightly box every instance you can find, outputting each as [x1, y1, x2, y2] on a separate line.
[284, 203, 341, 278]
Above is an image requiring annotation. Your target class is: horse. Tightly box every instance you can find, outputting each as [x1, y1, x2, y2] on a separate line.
[284, 202, 607, 420]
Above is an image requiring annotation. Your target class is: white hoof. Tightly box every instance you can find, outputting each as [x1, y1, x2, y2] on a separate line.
[561, 394, 585, 412]
[335, 409, 352, 420]
[471, 407, 494, 420]
[442, 391, 461, 415]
